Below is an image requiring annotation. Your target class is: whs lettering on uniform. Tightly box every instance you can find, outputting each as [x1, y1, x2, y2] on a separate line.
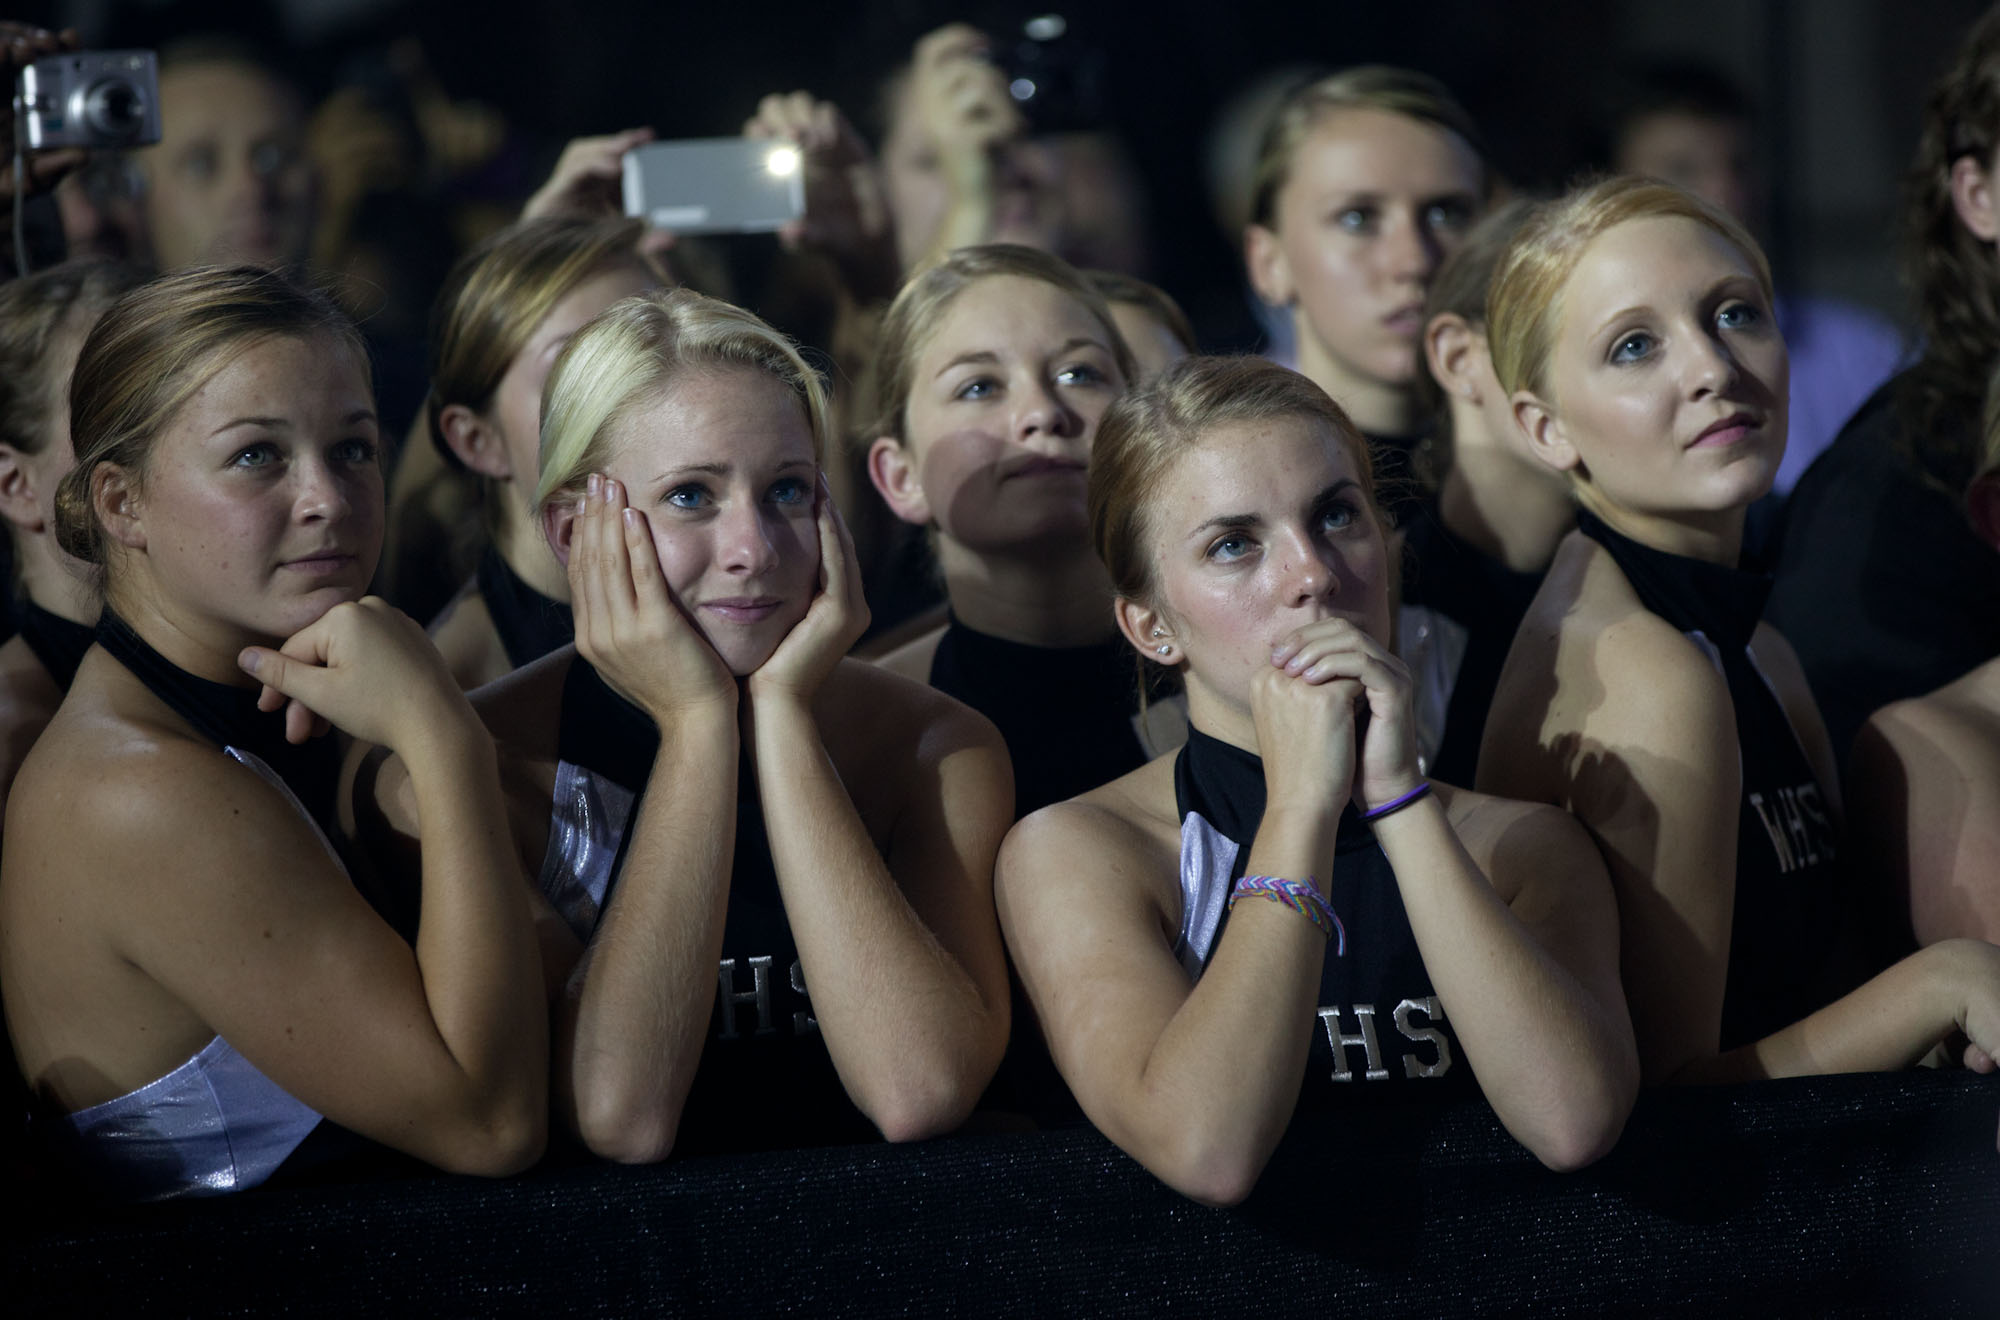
[1747, 782, 1837, 875]
[713, 956, 820, 1039]
[1320, 997, 1454, 1081]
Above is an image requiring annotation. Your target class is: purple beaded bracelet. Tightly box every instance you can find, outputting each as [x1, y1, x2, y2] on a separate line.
[1362, 780, 1432, 823]
[1228, 876, 1347, 954]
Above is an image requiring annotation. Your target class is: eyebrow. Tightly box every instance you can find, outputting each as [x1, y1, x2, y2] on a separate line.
[1184, 479, 1360, 541]
[932, 336, 1112, 381]
[210, 409, 375, 437]
[652, 457, 815, 484]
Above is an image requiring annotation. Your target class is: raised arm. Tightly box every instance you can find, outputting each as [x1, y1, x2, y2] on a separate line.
[551, 478, 742, 1162]
[998, 664, 1364, 1206]
[108, 598, 547, 1175]
[745, 487, 1011, 1140]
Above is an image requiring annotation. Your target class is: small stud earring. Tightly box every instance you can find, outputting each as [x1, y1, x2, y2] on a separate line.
[1155, 644, 1172, 656]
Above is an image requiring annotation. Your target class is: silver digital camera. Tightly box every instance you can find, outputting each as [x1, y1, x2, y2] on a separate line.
[17, 50, 162, 150]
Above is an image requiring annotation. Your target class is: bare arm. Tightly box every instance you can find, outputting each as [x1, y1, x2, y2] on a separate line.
[544, 478, 744, 1162]
[130, 599, 548, 1175]
[745, 491, 1010, 1139]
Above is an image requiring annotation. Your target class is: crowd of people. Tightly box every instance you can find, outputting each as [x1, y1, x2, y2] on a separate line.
[0, 5, 1996, 1214]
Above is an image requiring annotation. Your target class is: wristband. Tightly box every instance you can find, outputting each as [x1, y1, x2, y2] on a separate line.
[1228, 875, 1346, 954]
[1362, 781, 1431, 823]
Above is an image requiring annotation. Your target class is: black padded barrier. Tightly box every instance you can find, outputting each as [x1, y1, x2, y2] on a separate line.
[6, 1069, 1998, 1317]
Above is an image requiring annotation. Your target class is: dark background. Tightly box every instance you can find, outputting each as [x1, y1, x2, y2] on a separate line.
[15, 0, 1996, 349]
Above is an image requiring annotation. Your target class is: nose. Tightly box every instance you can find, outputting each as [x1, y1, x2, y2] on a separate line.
[1277, 526, 1338, 607]
[294, 454, 354, 525]
[1384, 209, 1438, 285]
[717, 498, 782, 576]
[1015, 376, 1082, 444]
[1686, 324, 1745, 399]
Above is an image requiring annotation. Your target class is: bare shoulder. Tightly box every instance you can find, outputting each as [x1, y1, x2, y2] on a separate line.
[1000, 754, 1179, 880]
[428, 584, 511, 691]
[820, 655, 1001, 764]
[868, 623, 945, 683]
[1864, 667, 2000, 778]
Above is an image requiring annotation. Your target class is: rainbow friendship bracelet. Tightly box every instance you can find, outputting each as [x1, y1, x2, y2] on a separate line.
[1228, 876, 1347, 954]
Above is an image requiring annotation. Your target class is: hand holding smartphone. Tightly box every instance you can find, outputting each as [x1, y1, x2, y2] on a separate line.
[621, 137, 805, 236]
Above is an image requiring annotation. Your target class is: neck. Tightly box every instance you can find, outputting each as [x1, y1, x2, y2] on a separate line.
[1293, 314, 1413, 437]
[936, 535, 1118, 646]
[14, 532, 97, 625]
[494, 495, 572, 602]
[1576, 487, 1745, 567]
[1437, 425, 1576, 573]
[1183, 676, 1259, 757]
[103, 585, 267, 688]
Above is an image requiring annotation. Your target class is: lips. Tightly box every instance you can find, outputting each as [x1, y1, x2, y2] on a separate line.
[999, 453, 1088, 481]
[278, 550, 359, 577]
[699, 596, 784, 624]
[1382, 304, 1425, 336]
[1689, 412, 1762, 448]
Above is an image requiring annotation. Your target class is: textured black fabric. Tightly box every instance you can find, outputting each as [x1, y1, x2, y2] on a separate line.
[95, 610, 346, 847]
[928, 615, 1147, 818]
[556, 657, 879, 1154]
[476, 545, 574, 670]
[1174, 725, 1475, 1103]
[1767, 372, 2000, 772]
[13, 597, 95, 692]
[1578, 510, 1841, 1048]
[9, 1071, 1996, 1316]
[1398, 502, 1547, 788]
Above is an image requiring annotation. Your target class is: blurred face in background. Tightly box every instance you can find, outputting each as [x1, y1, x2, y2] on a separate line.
[139, 59, 317, 271]
[1615, 111, 1758, 231]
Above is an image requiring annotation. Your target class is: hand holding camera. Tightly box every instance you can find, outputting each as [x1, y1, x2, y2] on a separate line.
[743, 92, 897, 301]
[3, 23, 88, 205]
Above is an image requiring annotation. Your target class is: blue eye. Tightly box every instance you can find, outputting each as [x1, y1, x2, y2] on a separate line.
[954, 377, 997, 402]
[230, 443, 277, 469]
[1207, 534, 1252, 563]
[1056, 362, 1105, 387]
[1423, 200, 1473, 234]
[1609, 332, 1655, 365]
[1717, 301, 1762, 331]
[1318, 500, 1357, 532]
[664, 484, 709, 510]
[332, 438, 378, 466]
[1333, 206, 1377, 234]
[768, 477, 811, 506]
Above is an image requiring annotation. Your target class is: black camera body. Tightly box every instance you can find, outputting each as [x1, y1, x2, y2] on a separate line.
[17, 50, 162, 150]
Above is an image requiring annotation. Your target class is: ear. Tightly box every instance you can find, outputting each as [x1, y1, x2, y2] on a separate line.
[541, 497, 577, 568]
[437, 403, 514, 480]
[1953, 154, 2000, 243]
[1511, 391, 1581, 474]
[1113, 595, 1179, 667]
[1423, 313, 1484, 403]
[0, 444, 43, 533]
[866, 435, 932, 526]
[1968, 471, 2000, 553]
[1244, 223, 1293, 308]
[94, 462, 146, 551]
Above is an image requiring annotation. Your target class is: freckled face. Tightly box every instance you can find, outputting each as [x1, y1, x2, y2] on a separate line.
[1148, 414, 1389, 712]
[133, 333, 382, 644]
[1262, 108, 1484, 392]
[487, 263, 658, 494]
[899, 275, 1125, 554]
[1539, 214, 1787, 518]
[599, 365, 820, 676]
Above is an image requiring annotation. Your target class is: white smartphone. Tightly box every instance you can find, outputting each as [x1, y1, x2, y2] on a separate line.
[621, 137, 805, 236]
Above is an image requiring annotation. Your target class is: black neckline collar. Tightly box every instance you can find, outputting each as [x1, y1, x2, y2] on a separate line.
[1173, 723, 1372, 863]
[15, 595, 98, 691]
[1576, 508, 1770, 653]
[477, 546, 574, 670]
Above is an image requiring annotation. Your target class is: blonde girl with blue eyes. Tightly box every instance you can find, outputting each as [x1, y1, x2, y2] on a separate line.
[456, 286, 1013, 1161]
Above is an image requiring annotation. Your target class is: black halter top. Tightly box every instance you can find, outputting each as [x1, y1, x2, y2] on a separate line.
[1172, 726, 1473, 1103]
[477, 546, 574, 669]
[1576, 509, 1841, 1048]
[14, 596, 97, 690]
[555, 657, 878, 1153]
[928, 615, 1148, 818]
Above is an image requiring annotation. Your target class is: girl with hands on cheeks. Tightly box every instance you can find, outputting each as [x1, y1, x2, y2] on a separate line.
[1, 268, 547, 1201]
[994, 356, 1638, 1206]
[461, 288, 1013, 1162]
